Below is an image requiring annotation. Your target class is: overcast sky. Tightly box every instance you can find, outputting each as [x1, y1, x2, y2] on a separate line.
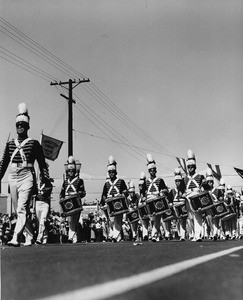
[1, 0, 243, 208]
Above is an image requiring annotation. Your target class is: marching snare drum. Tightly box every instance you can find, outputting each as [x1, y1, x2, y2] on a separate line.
[207, 201, 228, 219]
[161, 207, 175, 222]
[59, 194, 83, 216]
[221, 205, 237, 222]
[126, 208, 140, 223]
[189, 191, 214, 212]
[138, 203, 149, 220]
[106, 196, 129, 216]
[146, 195, 170, 216]
[173, 200, 188, 219]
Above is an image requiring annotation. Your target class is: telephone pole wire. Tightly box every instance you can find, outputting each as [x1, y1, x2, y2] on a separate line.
[50, 78, 90, 156]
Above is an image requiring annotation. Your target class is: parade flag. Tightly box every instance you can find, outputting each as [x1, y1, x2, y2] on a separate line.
[234, 167, 243, 180]
[176, 157, 187, 175]
[206, 164, 222, 182]
[41, 134, 63, 161]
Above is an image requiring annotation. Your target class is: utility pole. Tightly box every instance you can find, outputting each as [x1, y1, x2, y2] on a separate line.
[50, 78, 90, 156]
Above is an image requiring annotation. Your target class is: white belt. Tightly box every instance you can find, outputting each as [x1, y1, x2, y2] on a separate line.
[11, 162, 34, 168]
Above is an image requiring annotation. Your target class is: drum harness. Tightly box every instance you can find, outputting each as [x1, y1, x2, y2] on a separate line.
[65, 177, 78, 196]
[173, 188, 185, 203]
[186, 174, 200, 193]
[37, 182, 51, 202]
[147, 177, 160, 199]
[10, 138, 33, 169]
[107, 179, 120, 198]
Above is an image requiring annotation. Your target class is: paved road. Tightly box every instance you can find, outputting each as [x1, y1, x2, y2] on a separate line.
[1, 240, 243, 300]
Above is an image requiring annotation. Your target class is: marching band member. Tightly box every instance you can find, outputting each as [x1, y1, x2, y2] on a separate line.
[235, 192, 242, 239]
[101, 155, 128, 242]
[35, 172, 53, 244]
[216, 178, 226, 201]
[183, 149, 206, 242]
[144, 154, 169, 242]
[0, 103, 50, 247]
[169, 168, 187, 241]
[223, 185, 237, 240]
[138, 171, 150, 241]
[238, 195, 243, 239]
[127, 180, 140, 241]
[60, 156, 86, 243]
[203, 168, 220, 240]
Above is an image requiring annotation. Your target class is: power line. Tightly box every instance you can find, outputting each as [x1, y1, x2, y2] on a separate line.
[0, 46, 58, 81]
[0, 17, 87, 79]
[0, 55, 50, 82]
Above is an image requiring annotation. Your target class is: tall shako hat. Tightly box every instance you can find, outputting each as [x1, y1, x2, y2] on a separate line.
[128, 180, 135, 192]
[186, 149, 196, 166]
[139, 171, 146, 185]
[64, 156, 81, 172]
[107, 155, 117, 171]
[147, 153, 156, 170]
[206, 167, 214, 181]
[16, 103, 30, 127]
[174, 167, 182, 181]
[218, 178, 225, 190]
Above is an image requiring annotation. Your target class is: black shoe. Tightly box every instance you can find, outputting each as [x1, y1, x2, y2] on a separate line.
[68, 239, 73, 243]
[143, 236, 148, 241]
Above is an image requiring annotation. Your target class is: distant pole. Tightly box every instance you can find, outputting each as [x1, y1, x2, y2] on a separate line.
[50, 78, 90, 157]
[68, 79, 73, 156]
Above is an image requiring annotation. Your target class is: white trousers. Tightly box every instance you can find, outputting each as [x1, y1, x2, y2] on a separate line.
[35, 201, 49, 242]
[186, 197, 202, 239]
[109, 214, 123, 241]
[140, 218, 150, 238]
[177, 217, 187, 239]
[8, 167, 34, 242]
[68, 212, 80, 242]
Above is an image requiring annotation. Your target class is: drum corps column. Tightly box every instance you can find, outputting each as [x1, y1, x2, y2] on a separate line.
[101, 156, 128, 242]
[60, 156, 86, 243]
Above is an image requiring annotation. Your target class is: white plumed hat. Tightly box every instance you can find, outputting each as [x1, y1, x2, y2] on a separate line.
[107, 155, 117, 171]
[128, 180, 135, 192]
[218, 178, 225, 190]
[186, 149, 196, 166]
[174, 167, 182, 181]
[147, 153, 156, 170]
[206, 168, 214, 181]
[64, 156, 76, 171]
[16, 103, 30, 125]
[139, 171, 146, 185]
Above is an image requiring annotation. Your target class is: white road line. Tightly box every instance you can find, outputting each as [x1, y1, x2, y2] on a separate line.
[39, 246, 243, 300]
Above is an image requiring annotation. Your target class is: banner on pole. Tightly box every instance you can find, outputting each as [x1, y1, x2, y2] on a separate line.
[41, 134, 63, 161]
[176, 157, 187, 175]
[207, 164, 222, 182]
[234, 167, 243, 180]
